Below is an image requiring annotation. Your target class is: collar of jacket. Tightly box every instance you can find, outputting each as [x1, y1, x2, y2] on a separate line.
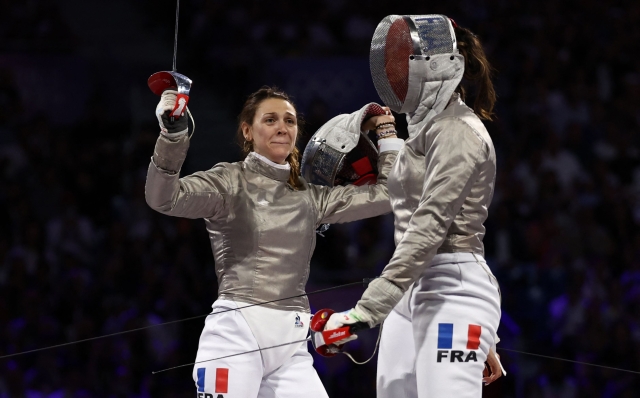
[406, 92, 462, 139]
[406, 52, 465, 136]
[243, 154, 290, 182]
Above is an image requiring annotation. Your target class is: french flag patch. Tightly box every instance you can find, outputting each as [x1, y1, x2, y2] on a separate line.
[437, 323, 481, 349]
[196, 367, 229, 394]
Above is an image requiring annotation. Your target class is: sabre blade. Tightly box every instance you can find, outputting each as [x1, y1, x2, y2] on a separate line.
[497, 347, 640, 375]
[172, 0, 180, 71]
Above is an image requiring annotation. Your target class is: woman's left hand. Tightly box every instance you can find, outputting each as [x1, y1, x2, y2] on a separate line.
[483, 348, 505, 385]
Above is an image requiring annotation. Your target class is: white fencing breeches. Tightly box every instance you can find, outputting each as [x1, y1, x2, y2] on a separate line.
[377, 253, 501, 398]
[192, 300, 328, 398]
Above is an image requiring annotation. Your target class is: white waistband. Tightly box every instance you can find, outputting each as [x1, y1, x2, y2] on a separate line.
[430, 252, 484, 266]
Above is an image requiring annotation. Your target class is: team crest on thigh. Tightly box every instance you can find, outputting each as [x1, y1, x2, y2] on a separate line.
[196, 368, 229, 398]
[435, 323, 481, 363]
[294, 313, 304, 328]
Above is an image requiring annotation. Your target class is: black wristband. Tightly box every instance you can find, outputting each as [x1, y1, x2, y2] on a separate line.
[161, 111, 188, 135]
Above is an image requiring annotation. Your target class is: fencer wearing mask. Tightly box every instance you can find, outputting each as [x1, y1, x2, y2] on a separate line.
[323, 15, 505, 397]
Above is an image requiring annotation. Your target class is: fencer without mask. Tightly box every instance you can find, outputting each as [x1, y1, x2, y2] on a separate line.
[370, 15, 464, 128]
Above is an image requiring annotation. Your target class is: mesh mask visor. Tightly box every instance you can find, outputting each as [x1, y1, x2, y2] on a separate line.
[370, 15, 456, 113]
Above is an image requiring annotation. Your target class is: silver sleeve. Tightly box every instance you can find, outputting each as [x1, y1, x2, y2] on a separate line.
[355, 118, 489, 326]
[145, 134, 230, 220]
[307, 150, 397, 226]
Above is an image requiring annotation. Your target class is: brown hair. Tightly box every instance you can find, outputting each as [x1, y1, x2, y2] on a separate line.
[454, 25, 497, 121]
[237, 86, 304, 189]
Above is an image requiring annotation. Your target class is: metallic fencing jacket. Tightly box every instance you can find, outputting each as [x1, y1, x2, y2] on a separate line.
[355, 94, 497, 326]
[145, 133, 398, 313]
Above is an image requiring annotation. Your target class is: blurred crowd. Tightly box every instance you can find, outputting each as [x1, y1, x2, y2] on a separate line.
[0, 0, 74, 53]
[1, 0, 640, 397]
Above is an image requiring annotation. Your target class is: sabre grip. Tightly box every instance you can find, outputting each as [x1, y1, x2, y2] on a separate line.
[169, 93, 189, 120]
[310, 310, 370, 358]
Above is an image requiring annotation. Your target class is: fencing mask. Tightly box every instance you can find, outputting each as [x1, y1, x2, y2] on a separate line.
[370, 15, 463, 116]
[301, 103, 387, 187]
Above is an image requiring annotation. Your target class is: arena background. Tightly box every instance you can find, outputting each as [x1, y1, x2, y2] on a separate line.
[1, 0, 639, 396]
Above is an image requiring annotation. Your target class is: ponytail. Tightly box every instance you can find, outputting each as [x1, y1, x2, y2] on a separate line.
[286, 147, 302, 189]
[454, 26, 497, 121]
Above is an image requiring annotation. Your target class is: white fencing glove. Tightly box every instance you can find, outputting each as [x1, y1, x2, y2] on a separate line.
[323, 309, 366, 344]
[156, 90, 188, 138]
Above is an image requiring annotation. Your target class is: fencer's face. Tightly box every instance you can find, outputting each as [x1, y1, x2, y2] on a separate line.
[242, 98, 298, 165]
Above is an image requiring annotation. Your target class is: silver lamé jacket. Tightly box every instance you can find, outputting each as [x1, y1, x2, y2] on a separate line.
[355, 93, 497, 326]
[145, 133, 398, 314]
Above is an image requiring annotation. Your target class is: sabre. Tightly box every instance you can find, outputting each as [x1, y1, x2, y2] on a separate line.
[147, 0, 192, 122]
[152, 321, 383, 374]
[153, 308, 387, 375]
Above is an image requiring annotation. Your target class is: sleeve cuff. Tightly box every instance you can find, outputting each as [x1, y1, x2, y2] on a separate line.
[354, 277, 405, 327]
[152, 134, 190, 172]
[159, 130, 188, 140]
[378, 137, 404, 153]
